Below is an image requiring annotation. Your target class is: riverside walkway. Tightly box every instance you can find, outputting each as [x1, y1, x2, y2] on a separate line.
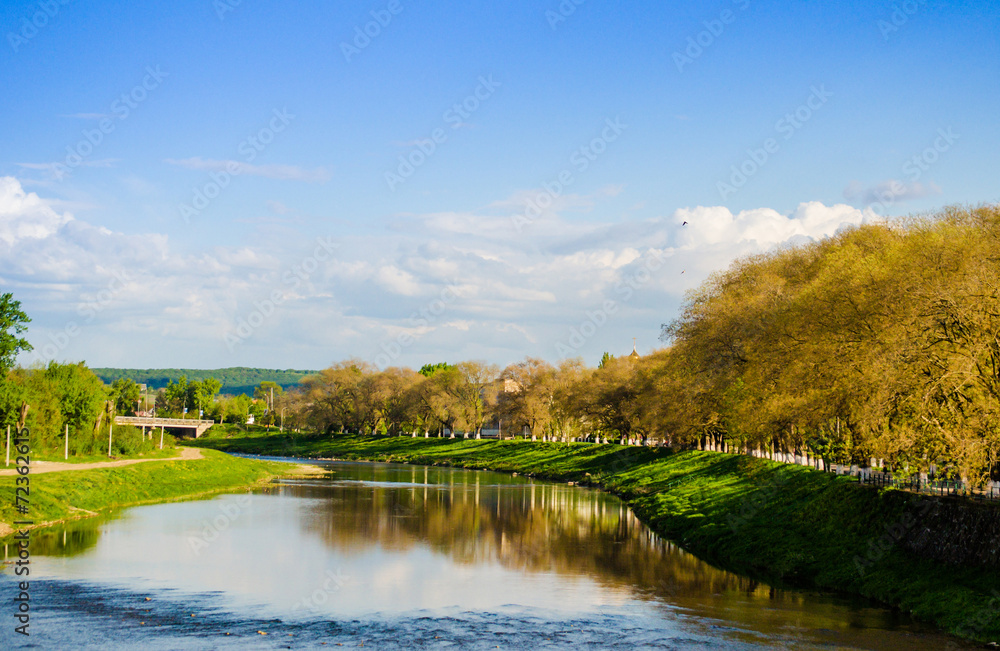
[0, 446, 203, 476]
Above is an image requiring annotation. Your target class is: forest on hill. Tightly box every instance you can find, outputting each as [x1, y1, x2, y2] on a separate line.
[90, 367, 317, 396]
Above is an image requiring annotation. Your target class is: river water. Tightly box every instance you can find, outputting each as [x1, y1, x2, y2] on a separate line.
[1, 459, 971, 649]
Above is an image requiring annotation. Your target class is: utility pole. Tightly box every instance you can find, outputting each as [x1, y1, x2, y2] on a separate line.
[65, 424, 69, 460]
[107, 401, 114, 457]
[5, 425, 9, 467]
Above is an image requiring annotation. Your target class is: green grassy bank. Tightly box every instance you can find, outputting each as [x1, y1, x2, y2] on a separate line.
[25, 445, 181, 464]
[192, 432, 1000, 644]
[0, 448, 297, 537]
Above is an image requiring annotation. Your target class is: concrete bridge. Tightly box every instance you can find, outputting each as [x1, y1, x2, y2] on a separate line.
[114, 416, 215, 438]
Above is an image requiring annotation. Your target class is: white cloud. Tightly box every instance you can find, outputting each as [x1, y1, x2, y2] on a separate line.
[676, 202, 873, 250]
[17, 159, 118, 180]
[497, 322, 536, 343]
[1, 176, 887, 370]
[165, 157, 330, 182]
[844, 179, 942, 206]
[0, 176, 74, 246]
[267, 200, 290, 215]
[489, 189, 600, 220]
[375, 266, 421, 296]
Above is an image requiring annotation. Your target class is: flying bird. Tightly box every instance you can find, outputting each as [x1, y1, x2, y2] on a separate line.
[682, 221, 688, 225]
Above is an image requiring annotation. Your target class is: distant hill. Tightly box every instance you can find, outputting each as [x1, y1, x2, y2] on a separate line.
[90, 367, 318, 396]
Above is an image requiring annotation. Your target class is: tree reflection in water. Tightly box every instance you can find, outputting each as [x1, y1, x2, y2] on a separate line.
[266, 462, 885, 632]
[7, 461, 964, 648]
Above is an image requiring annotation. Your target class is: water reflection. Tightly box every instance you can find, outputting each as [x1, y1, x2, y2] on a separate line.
[10, 519, 105, 557]
[280, 467, 744, 598]
[1, 460, 974, 650]
[267, 463, 937, 643]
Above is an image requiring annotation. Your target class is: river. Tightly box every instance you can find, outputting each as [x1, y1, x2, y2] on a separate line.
[1, 459, 971, 649]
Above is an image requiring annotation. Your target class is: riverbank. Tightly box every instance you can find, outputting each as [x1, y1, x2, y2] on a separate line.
[191, 432, 1000, 644]
[0, 448, 320, 538]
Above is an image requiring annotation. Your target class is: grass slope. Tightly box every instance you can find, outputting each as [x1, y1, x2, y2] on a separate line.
[192, 432, 1000, 643]
[27, 446, 181, 464]
[0, 448, 292, 535]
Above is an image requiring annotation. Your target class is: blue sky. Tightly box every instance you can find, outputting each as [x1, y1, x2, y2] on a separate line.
[2, 0, 998, 371]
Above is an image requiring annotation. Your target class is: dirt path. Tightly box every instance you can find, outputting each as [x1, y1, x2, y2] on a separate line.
[0, 446, 203, 476]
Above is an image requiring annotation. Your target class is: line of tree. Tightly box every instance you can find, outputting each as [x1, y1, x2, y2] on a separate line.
[0, 364, 276, 456]
[0, 293, 170, 455]
[0, 360, 289, 457]
[654, 204, 1000, 484]
[0, 362, 158, 456]
[3, 204, 997, 481]
[276, 205, 999, 485]
[152, 376, 284, 426]
[274, 355, 670, 445]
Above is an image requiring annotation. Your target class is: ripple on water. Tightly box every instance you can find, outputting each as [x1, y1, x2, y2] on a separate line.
[2, 578, 799, 650]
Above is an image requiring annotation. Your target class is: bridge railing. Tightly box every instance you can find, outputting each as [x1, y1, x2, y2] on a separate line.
[114, 416, 215, 427]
